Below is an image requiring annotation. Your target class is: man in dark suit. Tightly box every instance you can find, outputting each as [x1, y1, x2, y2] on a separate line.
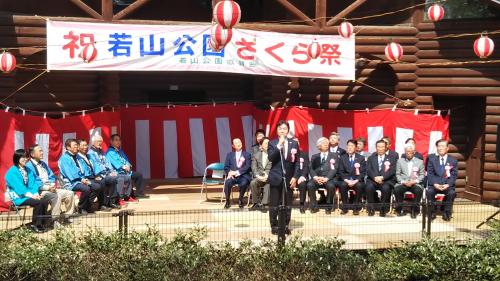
[297, 150, 310, 214]
[366, 140, 397, 217]
[426, 139, 458, 221]
[400, 138, 424, 161]
[223, 138, 252, 209]
[267, 120, 300, 235]
[338, 139, 366, 215]
[251, 129, 266, 155]
[307, 137, 339, 214]
[249, 137, 271, 211]
[329, 131, 346, 155]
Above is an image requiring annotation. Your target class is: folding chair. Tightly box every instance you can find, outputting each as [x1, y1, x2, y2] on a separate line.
[200, 162, 225, 201]
[4, 186, 29, 229]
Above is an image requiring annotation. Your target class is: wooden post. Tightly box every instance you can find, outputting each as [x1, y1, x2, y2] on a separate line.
[113, 0, 152, 20]
[102, 0, 114, 21]
[315, 0, 327, 28]
[275, 0, 316, 26]
[326, 0, 367, 26]
[70, 0, 102, 19]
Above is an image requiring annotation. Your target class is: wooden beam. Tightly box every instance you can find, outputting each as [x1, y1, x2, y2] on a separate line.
[101, 0, 114, 21]
[113, 0, 152, 20]
[315, 0, 327, 28]
[275, 0, 316, 26]
[70, 0, 102, 20]
[326, 0, 367, 26]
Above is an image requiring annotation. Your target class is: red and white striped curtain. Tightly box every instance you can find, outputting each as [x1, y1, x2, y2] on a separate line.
[0, 103, 448, 211]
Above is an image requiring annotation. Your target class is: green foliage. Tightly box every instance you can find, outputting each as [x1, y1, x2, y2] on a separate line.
[0, 225, 499, 281]
[426, 0, 497, 19]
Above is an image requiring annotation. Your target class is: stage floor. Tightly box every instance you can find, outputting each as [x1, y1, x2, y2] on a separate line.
[1, 179, 497, 249]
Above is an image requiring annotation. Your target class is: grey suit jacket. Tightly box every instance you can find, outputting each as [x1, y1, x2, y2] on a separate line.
[396, 157, 425, 184]
[251, 149, 272, 178]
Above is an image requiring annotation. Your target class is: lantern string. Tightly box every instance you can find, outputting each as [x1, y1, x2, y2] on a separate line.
[0, 69, 47, 103]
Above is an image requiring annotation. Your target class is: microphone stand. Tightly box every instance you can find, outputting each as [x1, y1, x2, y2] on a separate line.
[277, 138, 288, 244]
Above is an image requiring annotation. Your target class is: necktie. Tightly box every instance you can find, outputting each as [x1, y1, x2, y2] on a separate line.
[440, 157, 444, 167]
[284, 140, 288, 159]
[378, 157, 383, 171]
[350, 156, 354, 167]
[321, 154, 326, 164]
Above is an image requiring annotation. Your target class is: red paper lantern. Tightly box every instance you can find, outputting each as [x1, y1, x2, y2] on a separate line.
[79, 44, 97, 63]
[213, 0, 241, 29]
[307, 40, 322, 59]
[427, 4, 445, 22]
[210, 24, 233, 49]
[0, 51, 16, 73]
[385, 42, 404, 62]
[474, 35, 495, 59]
[338, 21, 354, 38]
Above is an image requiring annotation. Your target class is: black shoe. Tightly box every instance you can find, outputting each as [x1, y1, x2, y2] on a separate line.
[271, 227, 278, 235]
[340, 209, 348, 215]
[238, 199, 244, 209]
[353, 210, 360, 216]
[430, 213, 437, 220]
[136, 194, 150, 199]
[224, 202, 231, 209]
[100, 206, 112, 212]
[325, 209, 332, 215]
[397, 210, 405, 217]
[299, 205, 306, 214]
[29, 224, 44, 233]
[379, 211, 386, 217]
[442, 212, 451, 221]
[250, 203, 261, 211]
[310, 207, 319, 214]
[79, 208, 89, 215]
[110, 203, 121, 209]
[411, 209, 418, 219]
[285, 227, 291, 235]
[368, 210, 375, 216]
[318, 196, 327, 205]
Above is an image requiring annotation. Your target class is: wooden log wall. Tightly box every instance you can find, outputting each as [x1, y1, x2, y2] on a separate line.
[416, 20, 500, 201]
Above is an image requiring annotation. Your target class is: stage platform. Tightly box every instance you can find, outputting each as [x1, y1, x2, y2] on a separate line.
[1, 179, 498, 249]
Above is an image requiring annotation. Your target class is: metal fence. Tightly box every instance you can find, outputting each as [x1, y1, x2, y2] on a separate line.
[0, 201, 498, 249]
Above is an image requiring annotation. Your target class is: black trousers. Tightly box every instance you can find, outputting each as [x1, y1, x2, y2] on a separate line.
[307, 179, 336, 209]
[131, 171, 145, 197]
[394, 184, 423, 212]
[365, 180, 393, 213]
[95, 176, 119, 206]
[20, 198, 50, 227]
[269, 183, 293, 228]
[297, 181, 308, 205]
[73, 182, 102, 211]
[426, 187, 456, 214]
[224, 176, 250, 201]
[339, 181, 365, 211]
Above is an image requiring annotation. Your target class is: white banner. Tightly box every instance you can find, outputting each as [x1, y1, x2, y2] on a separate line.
[46, 20, 355, 80]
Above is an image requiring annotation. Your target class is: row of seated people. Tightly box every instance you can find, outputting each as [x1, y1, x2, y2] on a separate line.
[223, 130, 457, 222]
[4, 134, 148, 233]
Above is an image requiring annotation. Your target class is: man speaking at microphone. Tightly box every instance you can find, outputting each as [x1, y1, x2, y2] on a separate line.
[267, 120, 300, 235]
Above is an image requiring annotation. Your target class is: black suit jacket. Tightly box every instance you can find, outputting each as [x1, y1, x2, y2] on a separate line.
[339, 153, 366, 182]
[366, 153, 397, 184]
[309, 151, 339, 180]
[427, 154, 458, 188]
[268, 138, 300, 187]
[297, 151, 310, 179]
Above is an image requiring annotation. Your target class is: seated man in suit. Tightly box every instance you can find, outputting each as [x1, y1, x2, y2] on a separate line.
[59, 138, 102, 215]
[355, 137, 370, 160]
[307, 137, 339, 214]
[77, 139, 111, 212]
[338, 139, 366, 215]
[223, 138, 252, 209]
[366, 140, 397, 217]
[426, 139, 458, 221]
[106, 134, 149, 200]
[297, 148, 310, 214]
[400, 138, 424, 160]
[394, 144, 425, 219]
[251, 129, 266, 155]
[249, 137, 271, 211]
[26, 144, 75, 223]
